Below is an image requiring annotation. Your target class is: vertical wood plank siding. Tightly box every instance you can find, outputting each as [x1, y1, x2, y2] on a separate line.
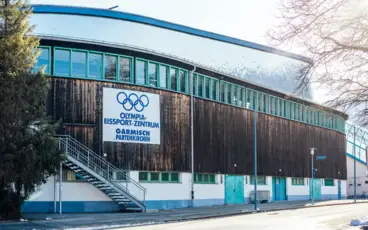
[48, 77, 347, 179]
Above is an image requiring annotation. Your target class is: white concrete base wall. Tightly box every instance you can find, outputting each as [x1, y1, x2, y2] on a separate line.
[244, 176, 273, 202]
[286, 178, 309, 201]
[27, 177, 111, 202]
[25, 173, 347, 212]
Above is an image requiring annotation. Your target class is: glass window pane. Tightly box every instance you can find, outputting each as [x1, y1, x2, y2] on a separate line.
[203, 174, 209, 182]
[71, 51, 87, 77]
[135, 60, 146, 85]
[139, 172, 148, 181]
[198, 174, 203, 182]
[210, 175, 215, 183]
[104, 55, 117, 80]
[150, 172, 159, 181]
[148, 63, 157, 87]
[233, 86, 238, 105]
[197, 75, 203, 97]
[239, 88, 244, 107]
[54, 49, 70, 76]
[119, 57, 131, 82]
[171, 173, 179, 182]
[88, 53, 102, 79]
[220, 82, 225, 102]
[35, 48, 50, 74]
[159, 65, 168, 88]
[180, 71, 186, 93]
[212, 80, 218, 100]
[161, 173, 169, 182]
[192, 74, 197, 95]
[227, 84, 232, 104]
[204, 77, 210, 98]
[170, 68, 177, 90]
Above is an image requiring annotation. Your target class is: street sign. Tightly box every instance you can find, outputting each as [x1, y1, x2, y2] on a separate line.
[316, 156, 326, 160]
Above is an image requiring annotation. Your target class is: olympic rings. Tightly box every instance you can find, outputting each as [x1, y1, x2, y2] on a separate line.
[116, 92, 150, 112]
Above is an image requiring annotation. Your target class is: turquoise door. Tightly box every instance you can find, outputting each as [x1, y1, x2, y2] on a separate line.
[272, 177, 287, 201]
[225, 175, 245, 204]
[338, 180, 341, 200]
[309, 179, 322, 200]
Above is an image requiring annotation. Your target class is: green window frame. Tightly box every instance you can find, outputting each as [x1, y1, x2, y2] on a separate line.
[54, 47, 71, 76]
[211, 79, 219, 100]
[138, 172, 180, 183]
[71, 50, 88, 78]
[292, 177, 305, 185]
[34, 46, 51, 74]
[148, 61, 159, 87]
[324, 178, 334, 186]
[250, 176, 267, 185]
[280, 99, 285, 117]
[194, 173, 216, 184]
[290, 102, 295, 120]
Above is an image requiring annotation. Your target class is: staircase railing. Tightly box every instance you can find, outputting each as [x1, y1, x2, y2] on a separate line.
[56, 135, 146, 205]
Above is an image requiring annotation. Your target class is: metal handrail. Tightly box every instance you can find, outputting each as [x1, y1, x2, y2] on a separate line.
[57, 135, 146, 204]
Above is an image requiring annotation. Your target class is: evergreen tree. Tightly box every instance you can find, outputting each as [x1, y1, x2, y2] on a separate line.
[0, 0, 63, 219]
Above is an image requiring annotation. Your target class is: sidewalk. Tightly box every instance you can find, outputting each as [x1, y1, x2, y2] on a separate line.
[2, 199, 368, 230]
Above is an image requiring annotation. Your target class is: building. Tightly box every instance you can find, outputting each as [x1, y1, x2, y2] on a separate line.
[22, 4, 348, 213]
[345, 123, 368, 198]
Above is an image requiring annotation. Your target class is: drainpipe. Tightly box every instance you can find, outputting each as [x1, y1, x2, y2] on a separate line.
[190, 65, 197, 208]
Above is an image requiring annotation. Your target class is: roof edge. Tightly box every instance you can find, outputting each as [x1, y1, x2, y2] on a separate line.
[30, 4, 313, 64]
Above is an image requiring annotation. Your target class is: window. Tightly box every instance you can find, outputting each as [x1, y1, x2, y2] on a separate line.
[204, 77, 210, 98]
[233, 86, 238, 105]
[150, 172, 159, 181]
[170, 68, 178, 91]
[179, 70, 186, 93]
[197, 75, 203, 97]
[280, 99, 285, 117]
[148, 63, 158, 87]
[192, 74, 197, 95]
[54, 49, 70, 76]
[365, 181, 368, 184]
[104, 55, 117, 80]
[324, 179, 334, 186]
[250, 176, 267, 185]
[119, 57, 131, 82]
[226, 84, 231, 104]
[88, 53, 102, 79]
[220, 81, 225, 102]
[34, 47, 50, 74]
[71, 51, 87, 77]
[159, 65, 168, 88]
[135, 60, 146, 85]
[138, 172, 180, 183]
[194, 173, 216, 184]
[292, 177, 304, 185]
[212, 79, 218, 100]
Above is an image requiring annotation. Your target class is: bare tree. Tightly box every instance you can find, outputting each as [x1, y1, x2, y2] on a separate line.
[268, 0, 368, 125]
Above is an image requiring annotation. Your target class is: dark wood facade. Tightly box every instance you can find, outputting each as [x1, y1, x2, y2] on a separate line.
[48, 77, 347, 179]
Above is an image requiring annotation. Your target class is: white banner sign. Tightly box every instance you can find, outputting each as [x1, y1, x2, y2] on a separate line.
[103, 87, 160, 144]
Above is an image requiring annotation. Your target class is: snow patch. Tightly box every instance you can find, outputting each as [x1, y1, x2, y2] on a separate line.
[351, 216, 368, 226]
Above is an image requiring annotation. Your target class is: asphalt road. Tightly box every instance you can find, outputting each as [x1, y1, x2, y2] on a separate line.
[122, 203, 368, 230]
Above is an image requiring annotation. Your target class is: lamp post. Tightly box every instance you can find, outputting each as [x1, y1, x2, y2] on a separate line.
[310, 148, 316, 205]
[246, 102, 257, 210]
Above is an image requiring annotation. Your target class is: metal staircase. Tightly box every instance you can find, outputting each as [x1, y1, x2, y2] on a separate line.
[57, 135, 146, 212]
